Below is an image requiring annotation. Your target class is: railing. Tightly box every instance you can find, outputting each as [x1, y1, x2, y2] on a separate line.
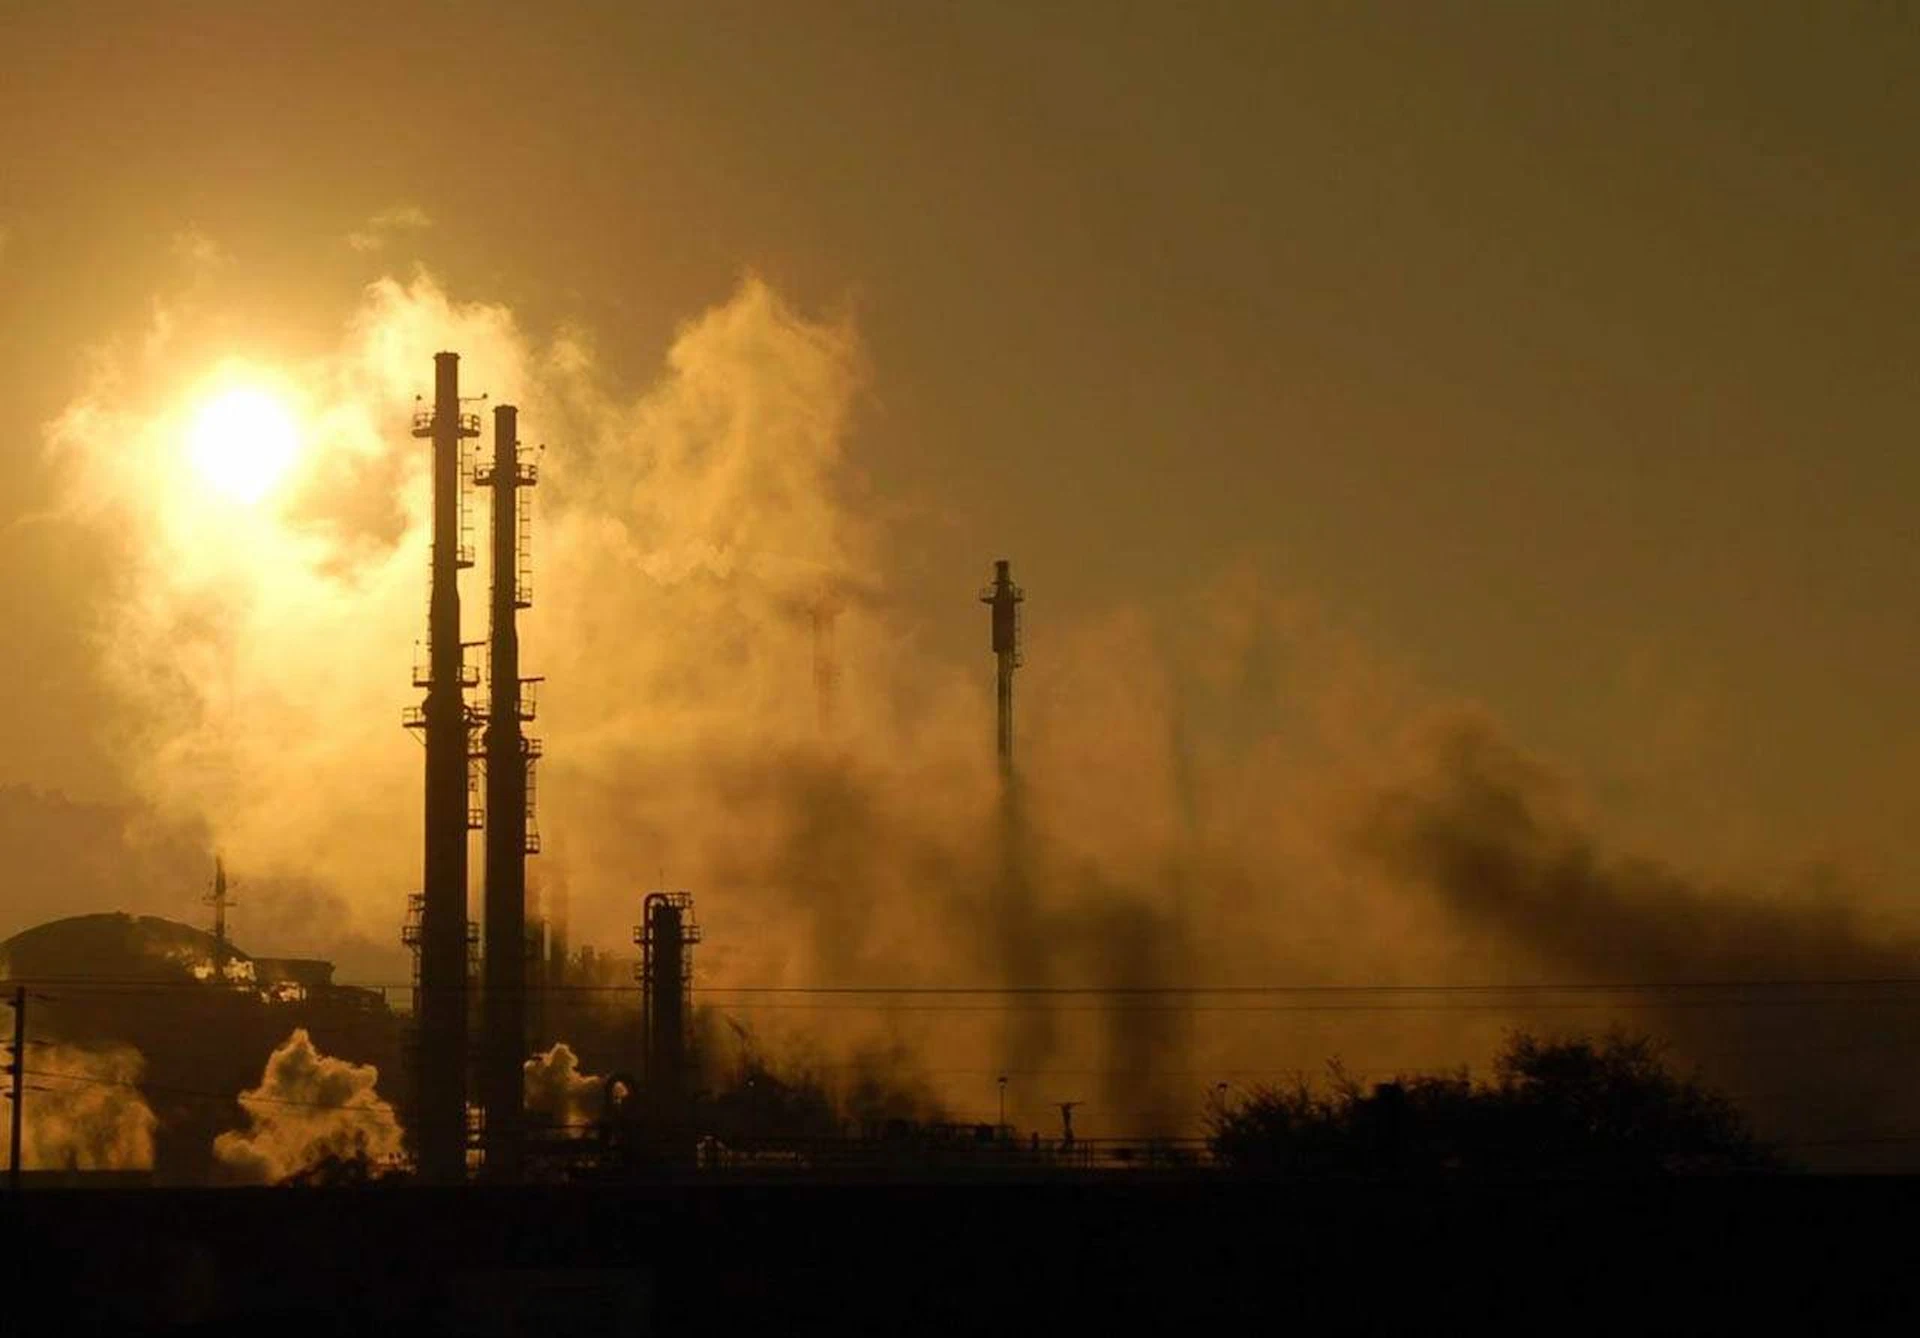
[409, 660, 479, 690]
[410, 410, 481, 438]
[517, 1131, 1221, 1178]
[471, 447, 538, 489]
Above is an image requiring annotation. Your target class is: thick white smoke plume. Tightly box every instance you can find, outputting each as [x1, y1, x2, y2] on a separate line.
[213, 1028, 404, 1183]
[524, 1043, 603, 1136]
[19, 1041, 156, 1171]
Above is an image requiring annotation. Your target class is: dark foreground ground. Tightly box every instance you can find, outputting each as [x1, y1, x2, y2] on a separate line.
[5, 1174, 1919, 1334]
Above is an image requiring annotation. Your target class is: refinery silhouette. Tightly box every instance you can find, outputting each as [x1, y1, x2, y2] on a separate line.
[8, 5, 1920, 1328]
[0, 353, 1122, 1189]
[1, 355, 1915, 1338]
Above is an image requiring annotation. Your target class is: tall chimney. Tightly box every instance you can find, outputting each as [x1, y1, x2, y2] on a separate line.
[408, 351, 479, 1184]
[980, 559, 1024, 781]
[479, 403, 538, 1180]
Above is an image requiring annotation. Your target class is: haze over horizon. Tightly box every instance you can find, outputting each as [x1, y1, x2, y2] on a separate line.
[2, 3, 1918, 1146]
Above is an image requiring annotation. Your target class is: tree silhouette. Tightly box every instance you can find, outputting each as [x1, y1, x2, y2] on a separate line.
[1208, 1031, 1777, 1177]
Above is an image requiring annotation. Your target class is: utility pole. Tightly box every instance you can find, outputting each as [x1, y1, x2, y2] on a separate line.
[7, 985, 24, 1192]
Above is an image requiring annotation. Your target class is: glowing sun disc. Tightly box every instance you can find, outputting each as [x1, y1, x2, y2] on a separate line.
[188, 387, 300, 503]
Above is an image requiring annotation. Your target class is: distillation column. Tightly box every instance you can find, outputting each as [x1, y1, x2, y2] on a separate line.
[410, 352, 479, 1184]
[637, 892, 700, 1127]
[479, 404, 539, 1180]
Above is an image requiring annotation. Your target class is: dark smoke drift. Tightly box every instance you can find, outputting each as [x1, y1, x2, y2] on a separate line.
[1364, 716, 1920, 1163]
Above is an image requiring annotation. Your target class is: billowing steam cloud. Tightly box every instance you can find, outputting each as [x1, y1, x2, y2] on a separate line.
[36, 264, 1920, 1152]
[19, 1041, 156, 1171]
[213, 1028, 404, 1182]
[41, 274, 901, 977]
[524, 1043, 604, 1136]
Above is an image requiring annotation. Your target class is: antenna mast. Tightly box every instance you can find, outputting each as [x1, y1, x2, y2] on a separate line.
[202, 856, 237, 966]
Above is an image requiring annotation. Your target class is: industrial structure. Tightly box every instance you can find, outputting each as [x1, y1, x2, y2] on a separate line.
[402, 352, 481, 1184]
[397, 357, 546, 1181]
[476, 403, 542, 1180]
[980, 559, 1024, 779]
[636, 891, 699, 1123]
[382, 363, 1059, 1184]
[202, 856, 236, 973]
[0, 912, 398, 1183]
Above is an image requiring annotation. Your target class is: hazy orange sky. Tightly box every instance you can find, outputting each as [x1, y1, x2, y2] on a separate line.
[2, 2, 1917, 933]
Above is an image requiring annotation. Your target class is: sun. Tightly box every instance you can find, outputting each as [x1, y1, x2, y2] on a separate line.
[187, 386, 301, 504]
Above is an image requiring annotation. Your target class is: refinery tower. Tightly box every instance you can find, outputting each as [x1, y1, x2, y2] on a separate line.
[402, 353, 479, 1185]
[401, 356, 541, 1183]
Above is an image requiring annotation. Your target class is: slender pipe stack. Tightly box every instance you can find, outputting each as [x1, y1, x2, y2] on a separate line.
[981, 559, 1024, 781]
[413, 352, 476, 1184]
[479, 404, 536, 1179]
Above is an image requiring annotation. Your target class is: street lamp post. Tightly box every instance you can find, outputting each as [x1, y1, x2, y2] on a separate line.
[997, 1074, 1007, 1135]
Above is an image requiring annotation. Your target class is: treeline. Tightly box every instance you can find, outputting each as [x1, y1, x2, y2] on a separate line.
[1208, 1031, 1777, 1177]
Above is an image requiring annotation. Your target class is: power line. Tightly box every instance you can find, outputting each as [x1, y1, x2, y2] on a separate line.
[15, 974, 1920, 998]
[15, 981, 1920, 1018]
[699, 998, 1920, 1014]
[685, 979, 1920, 996]
[14, 974, 1920, 995]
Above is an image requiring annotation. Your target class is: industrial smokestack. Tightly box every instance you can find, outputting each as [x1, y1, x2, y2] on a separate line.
[980, 559, 1024, 781]
[479, 403, 539, 1181]
[405, 351, 479, 1184]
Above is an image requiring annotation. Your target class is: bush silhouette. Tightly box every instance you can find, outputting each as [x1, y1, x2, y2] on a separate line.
[1208, 1031, 1776, 1177]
